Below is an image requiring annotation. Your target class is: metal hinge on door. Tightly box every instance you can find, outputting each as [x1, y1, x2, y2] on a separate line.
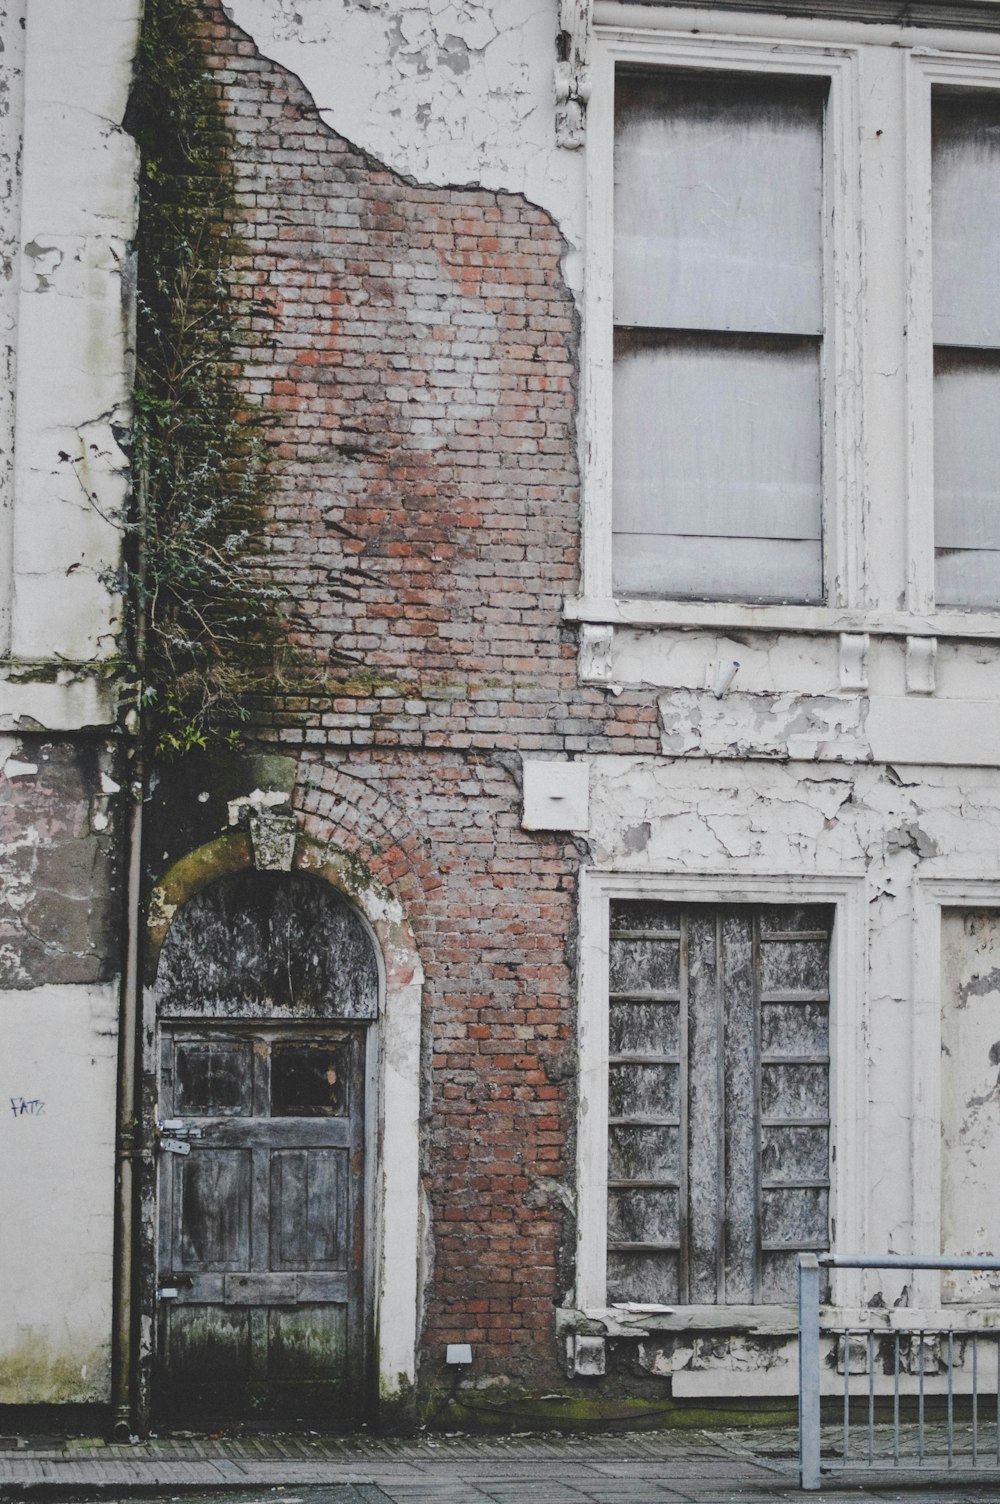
[155, 1120, 203, 1156]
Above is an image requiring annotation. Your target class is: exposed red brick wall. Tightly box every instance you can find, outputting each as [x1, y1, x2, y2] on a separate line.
[184, 2, 660, 1392]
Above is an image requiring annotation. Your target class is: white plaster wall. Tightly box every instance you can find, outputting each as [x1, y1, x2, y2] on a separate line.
[4, 0, 140, 674]
[0, 984, 118, 1402]
[0, 0, 26, 656]
[0, 669, 118, 734]
[222, 0, 586, 286]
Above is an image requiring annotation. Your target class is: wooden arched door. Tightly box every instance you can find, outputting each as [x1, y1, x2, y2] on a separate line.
[152, 871, 378, 1427]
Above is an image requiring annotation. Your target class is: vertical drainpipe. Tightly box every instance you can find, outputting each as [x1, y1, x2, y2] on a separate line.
[111, 424, 148, 1438]
[112, 749, 144, 1439]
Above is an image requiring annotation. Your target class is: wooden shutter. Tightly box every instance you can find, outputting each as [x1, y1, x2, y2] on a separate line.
[607, 901, 831, 1306]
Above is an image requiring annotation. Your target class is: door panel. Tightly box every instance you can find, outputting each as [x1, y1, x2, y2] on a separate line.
[175, 1149, 252, 1269]
[156, 1025, 367, 1427]
[174, 1039, 254, 1115]
[268, 1305, 347, 1379]
[270, 1149, 349, 1268]
[271, 1039, 352, 1117]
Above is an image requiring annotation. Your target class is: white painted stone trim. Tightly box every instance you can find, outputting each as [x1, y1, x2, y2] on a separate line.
[839, 634, 869, 692]
[575, 868, 868, 1316]
[564, 595, 1000, 640]
[595, 4, 1000, 49]
[906, 635, 937, 695]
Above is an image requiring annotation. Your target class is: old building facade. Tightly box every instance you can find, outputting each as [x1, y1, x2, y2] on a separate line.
[6, 0, 1000, 1433]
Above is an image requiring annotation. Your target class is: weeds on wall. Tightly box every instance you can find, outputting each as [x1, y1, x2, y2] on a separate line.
[126, 0, 281, 756]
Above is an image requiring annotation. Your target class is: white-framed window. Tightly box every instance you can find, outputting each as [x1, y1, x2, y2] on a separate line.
[606, 898, 833, 1305]
[576, 871, 867, 1318]
[612, 68, 830, 604]
[908, 54, 1000, 616]
[911, 878, 1000, 1313]
[576, 6, 1000, 640]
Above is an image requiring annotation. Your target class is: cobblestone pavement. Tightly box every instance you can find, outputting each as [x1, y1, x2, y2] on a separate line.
[2, 1428, 1000, 1502]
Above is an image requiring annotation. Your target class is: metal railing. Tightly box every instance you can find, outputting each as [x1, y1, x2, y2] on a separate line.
[799, 1253, 1000, 1490]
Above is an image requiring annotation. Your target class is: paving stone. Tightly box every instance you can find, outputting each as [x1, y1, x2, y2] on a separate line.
[5, 1427, 1000, 1502]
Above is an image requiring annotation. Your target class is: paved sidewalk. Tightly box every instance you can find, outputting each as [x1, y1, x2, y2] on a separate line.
[1, 1428, 1000, 1502]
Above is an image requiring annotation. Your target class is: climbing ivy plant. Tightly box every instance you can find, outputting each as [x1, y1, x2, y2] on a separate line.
[126, 0, 281, 756]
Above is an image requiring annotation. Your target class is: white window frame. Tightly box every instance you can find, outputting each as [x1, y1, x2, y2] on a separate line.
[573, 4, 1000, 643]
[583, 26, 861, 620]
[575, 869, 868, 1321]
[911, 878, 1000, 1313]
[905, 52, 1000, 617]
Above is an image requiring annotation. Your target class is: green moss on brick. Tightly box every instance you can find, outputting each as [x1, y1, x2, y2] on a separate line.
[126, 0, 284, 757]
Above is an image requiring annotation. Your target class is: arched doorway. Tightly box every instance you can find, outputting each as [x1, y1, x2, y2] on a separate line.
[151, 868, 379, 1427]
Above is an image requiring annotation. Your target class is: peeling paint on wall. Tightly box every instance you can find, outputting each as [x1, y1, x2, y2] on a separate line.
[0, 738, 119, 988]
[941, 910, 1000, 1302]
[221, 0, 585, 287]
[658, 690, 870, 761]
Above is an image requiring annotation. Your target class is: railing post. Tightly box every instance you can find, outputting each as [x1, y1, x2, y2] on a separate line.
[799, 1253, 822, 1491]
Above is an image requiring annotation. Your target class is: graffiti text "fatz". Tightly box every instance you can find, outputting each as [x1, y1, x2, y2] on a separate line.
[10, 1097, 45, 1117]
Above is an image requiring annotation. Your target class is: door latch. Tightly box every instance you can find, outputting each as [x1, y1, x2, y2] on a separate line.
[158, 1137, 190, 1156]
[155, 1120, 203, 1155]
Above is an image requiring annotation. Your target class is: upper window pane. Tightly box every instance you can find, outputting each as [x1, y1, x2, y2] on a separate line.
[614, 71, 825, 337]
[933, 89, 1000, 608]
[933, 92, 1000, 350]
[271, 1040, 351, 1118]
[613, 332, 822, 600]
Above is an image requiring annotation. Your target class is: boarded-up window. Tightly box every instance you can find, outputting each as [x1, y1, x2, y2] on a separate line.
[940, 910, 1000, 1301]
[607, 902, 831, 1305]
[933, 92, 1000, 608]
[612, 71, 827, 604]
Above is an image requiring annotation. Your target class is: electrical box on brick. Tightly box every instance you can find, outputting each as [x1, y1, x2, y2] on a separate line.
[521, 759, 590, 832]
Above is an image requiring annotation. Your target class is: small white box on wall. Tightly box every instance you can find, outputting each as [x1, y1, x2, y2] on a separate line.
[521, 759, 590, 832]
[567, 1334, 606, 1377]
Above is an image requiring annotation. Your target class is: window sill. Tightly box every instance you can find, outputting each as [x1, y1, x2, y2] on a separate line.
[564, 595, 1000, 641]
[580, 1301, 1000, 1337]
[581, 1304, 800, 1336]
